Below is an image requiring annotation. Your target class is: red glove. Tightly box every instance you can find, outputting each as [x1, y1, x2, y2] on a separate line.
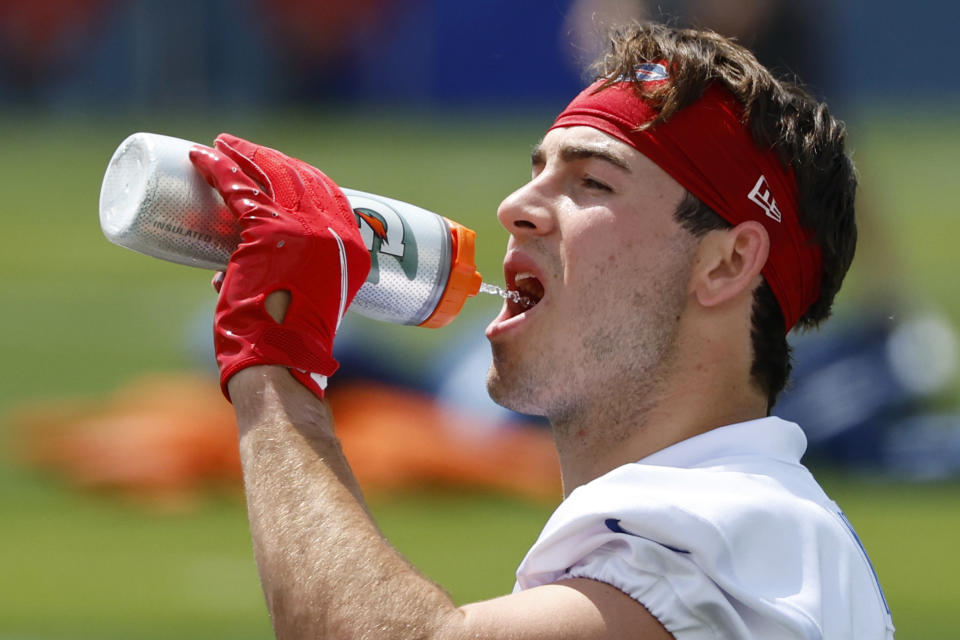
[189, 133, 370, 400]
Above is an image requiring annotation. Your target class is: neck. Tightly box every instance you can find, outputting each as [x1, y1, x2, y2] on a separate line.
[550, 325, 767, 497]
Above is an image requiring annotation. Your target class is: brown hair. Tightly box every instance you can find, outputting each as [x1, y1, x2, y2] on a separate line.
[593, 23, 858, 408]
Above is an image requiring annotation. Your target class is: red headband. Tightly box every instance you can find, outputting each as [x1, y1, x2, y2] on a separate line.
[549, 72, 821, 332]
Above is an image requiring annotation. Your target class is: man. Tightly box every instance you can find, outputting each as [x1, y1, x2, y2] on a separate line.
[189, 22, 893, 639]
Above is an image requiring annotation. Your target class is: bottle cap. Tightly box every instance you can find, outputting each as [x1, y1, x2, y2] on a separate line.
[419, 219, 483, 328]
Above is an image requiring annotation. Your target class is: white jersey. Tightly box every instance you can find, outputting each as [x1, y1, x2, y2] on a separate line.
[514, 417, 894, 639]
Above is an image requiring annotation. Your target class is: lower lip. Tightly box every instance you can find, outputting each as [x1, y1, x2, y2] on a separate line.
[485, 300, 541, 339]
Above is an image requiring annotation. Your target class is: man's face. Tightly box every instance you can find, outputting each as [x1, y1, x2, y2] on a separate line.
[485, 126, 698, 424]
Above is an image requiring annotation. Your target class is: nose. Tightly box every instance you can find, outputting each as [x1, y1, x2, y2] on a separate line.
[496, 181, 555, 237]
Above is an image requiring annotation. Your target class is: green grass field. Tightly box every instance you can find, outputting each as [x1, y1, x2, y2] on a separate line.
[1, 107, 958, 638]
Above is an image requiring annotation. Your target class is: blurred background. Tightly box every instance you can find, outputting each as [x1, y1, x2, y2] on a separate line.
[1, 0, 958, 638]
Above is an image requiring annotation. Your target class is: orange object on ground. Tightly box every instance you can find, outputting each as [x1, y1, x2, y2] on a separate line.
[328, 382, 560, 499]
[11, 373, 560, 507]
[11, 374, 242, 508]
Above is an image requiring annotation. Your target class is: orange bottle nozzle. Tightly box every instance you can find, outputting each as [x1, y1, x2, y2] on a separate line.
[419, 219, 483, 328]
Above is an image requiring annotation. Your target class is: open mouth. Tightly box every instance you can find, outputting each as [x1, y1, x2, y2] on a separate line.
[507, 272, 544, 316]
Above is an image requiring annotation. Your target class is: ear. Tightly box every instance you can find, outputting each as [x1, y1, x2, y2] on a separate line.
[691, 221, 769, 310]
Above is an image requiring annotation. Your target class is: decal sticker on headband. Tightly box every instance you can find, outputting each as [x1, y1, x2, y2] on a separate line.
[634, 62, 669, 82]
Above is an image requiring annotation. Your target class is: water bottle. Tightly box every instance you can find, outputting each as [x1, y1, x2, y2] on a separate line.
[99, 132, 483, 328]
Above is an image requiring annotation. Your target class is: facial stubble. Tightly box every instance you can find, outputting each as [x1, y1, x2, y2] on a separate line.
[487, 229, 698, 435]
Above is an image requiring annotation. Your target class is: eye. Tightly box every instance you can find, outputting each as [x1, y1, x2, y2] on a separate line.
[582, 176, 612, 192]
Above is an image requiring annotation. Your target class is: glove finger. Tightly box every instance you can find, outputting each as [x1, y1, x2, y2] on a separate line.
[211, 271, 225, 293]
[213, 133, 274, 197]
[189, 145, 274, 218]
[214, 132, 263, 161]
[218, 135, 309, 211]
[188, 144, 220, 189]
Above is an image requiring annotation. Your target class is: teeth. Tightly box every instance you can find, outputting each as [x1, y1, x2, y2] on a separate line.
[511, 272, 543, 310]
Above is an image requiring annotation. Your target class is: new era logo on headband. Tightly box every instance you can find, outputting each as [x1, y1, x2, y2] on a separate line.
[748, 175, 782, 222]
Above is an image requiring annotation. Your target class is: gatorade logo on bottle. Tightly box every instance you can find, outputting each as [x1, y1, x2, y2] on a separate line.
[354, 206, 418, 285]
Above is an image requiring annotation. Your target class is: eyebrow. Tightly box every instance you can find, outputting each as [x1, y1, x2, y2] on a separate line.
[530, 141, 632, 173]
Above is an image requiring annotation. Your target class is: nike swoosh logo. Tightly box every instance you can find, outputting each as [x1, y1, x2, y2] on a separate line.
[604, 518, 690, 554]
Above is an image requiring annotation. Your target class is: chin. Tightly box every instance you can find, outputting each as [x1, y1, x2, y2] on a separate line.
[485, 358, 548, 417]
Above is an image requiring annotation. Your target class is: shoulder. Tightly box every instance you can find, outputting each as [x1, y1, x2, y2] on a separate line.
[516, 430, 891, 638]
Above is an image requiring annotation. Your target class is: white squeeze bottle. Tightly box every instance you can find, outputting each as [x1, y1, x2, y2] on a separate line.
[99, 132, 488, 328]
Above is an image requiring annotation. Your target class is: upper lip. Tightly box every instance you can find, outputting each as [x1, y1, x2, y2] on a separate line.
[503, 250, 546, 293]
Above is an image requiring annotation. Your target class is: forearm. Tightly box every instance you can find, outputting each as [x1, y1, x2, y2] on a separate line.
[229, 366, 462, 639]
